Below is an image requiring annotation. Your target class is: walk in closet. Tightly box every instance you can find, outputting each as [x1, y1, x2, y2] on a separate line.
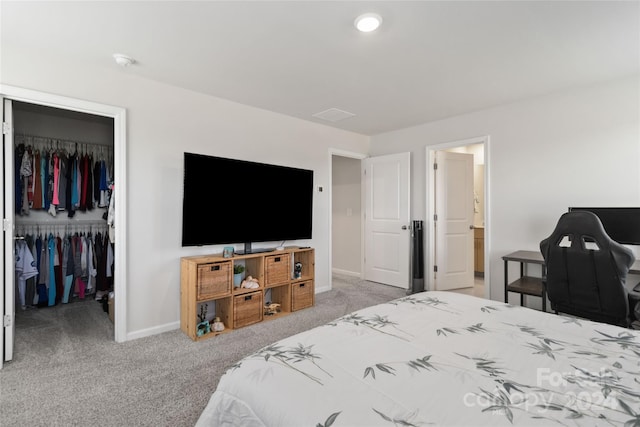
[11, 101, 116, 342]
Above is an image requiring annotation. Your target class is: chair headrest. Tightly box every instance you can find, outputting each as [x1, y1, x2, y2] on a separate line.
[549, 211, 611, 250]
[541, 210, 635, 268]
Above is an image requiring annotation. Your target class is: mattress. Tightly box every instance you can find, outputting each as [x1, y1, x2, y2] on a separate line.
[196, 290, 640, 426]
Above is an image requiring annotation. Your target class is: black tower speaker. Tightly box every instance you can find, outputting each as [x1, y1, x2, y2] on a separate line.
[410, 220, 425, 294]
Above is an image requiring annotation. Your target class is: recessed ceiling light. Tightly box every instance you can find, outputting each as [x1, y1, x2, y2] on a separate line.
[354, 13, 382, 32]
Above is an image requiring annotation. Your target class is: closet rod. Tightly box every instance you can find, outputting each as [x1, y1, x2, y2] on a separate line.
[15, 220, 109, 226]
[14, 132, 113, 149]
[16, 222, 109, 234]
[15, 221, 109, 229]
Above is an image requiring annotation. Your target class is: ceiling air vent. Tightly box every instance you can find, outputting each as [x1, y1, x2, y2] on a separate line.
[312, 108, 356, 122]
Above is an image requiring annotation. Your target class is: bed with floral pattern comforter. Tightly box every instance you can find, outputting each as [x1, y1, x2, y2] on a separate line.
[196, 291, 640, 426]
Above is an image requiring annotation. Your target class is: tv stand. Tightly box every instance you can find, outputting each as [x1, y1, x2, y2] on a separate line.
[180, 247, 315, 341]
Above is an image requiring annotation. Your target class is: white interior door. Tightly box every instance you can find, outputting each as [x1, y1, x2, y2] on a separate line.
[363, 152, 411, 289]
[434, 151, 474, 291]
[2, 98, 16, 367]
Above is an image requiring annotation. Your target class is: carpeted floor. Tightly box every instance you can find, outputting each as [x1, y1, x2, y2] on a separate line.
[0, 274, 406, 427]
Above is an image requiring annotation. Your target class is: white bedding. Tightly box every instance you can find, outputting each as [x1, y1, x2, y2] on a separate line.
[196, 291, 640, 426]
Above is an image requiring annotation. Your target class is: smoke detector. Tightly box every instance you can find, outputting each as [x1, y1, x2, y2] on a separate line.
[113, 53, 135, 67]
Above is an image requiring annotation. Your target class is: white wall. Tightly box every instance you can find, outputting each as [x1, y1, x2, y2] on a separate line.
[370, 76, 640, 301]
[1, 48, 369, 339]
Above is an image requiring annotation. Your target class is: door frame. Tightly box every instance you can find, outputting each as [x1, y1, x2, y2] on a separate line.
[425, 136, 491, 299]
[0, 84, 128, 343]
[328, 148, 367, 289]
[2, 99, 16, 368]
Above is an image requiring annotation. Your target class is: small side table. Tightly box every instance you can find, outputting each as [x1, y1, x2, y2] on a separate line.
[503, 250, 546, 312]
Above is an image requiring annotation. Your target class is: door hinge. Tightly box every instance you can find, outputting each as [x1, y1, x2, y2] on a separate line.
[3, 314, 12, 327]
[433, 163, 438, 170]
[2, 122, 10, 135]
[434, 265, 438, 272]
[433, 214, 438, 221]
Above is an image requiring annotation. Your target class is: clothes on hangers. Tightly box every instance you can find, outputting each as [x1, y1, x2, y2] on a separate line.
[13, 135, 113, 217]
[14, 240, 39, 310]
[15, 227, 113, 308]
[13, 135, 115, 311]
[107, 184, 115, 243]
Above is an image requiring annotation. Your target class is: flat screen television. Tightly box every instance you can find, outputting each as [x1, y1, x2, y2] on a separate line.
[182, 152, 313, 253]
[568, 207, 640, 245]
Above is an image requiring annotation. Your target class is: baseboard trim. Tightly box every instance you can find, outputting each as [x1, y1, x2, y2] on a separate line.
[332, 268, 361, 278]
[126, 321, 180, 341]
[315, 284, 331, 293]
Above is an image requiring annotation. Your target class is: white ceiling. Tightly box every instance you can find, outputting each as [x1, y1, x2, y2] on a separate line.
[2, 1, 639, 136]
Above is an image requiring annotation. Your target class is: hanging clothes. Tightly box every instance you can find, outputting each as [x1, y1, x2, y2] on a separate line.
[47, 234, 57, 306]
[15, 239, 39, 310]
[13, 136, 113, 216]
[12, 135, 114, 312]
[32, 150, 43, 210]
[62, 235, 73, 304]
[15, 143, 24, 214]
[98, 159, 110, 207]
[16, 227, 109, 308]
[25, 234, 37, 306]
[107, 184, 115, 243]
[86, 233, 97, 293]
[57, 151, 68, 211]
[48, 152, 60, 216]
[36, 234, 48, 307]
[55, 234, 64, 303]
[20, 148, 33, 216]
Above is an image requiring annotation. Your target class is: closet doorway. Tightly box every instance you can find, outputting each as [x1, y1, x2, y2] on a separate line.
[1, 86, 127, 369]
[330, 151, 365, 281]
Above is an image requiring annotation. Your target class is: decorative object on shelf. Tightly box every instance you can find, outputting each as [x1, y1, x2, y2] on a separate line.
[241, 275, 260, 289]
[198, 303, 208, 322]
[211, 317, 225, 332]
[197, 321, 210, 336]
[197, 304, 210, 336]
[223, 246, 234, 258]
[233, 264, 246, 286]
[264, 302, 281, 316]
[294, 262, 303, 279]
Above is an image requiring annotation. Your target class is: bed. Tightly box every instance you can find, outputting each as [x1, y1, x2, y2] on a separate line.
[196, 291, 640, 426]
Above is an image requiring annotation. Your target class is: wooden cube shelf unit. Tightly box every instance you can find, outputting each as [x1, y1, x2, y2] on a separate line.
[180, 247, 315, 341]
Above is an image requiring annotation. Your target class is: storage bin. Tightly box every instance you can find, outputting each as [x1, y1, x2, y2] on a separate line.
[265, 254, 290, 286]
[197, 261, 232, 300]
[233, 291, 263, 328]
[292, 280, 314, 311]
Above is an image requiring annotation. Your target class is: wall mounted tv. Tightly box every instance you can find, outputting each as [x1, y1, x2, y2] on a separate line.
[181, 152, 314, 253]
[568, 207, 640, 245]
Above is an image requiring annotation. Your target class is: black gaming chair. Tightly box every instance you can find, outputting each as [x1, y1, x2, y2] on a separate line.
[540, 211, 638, 327]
